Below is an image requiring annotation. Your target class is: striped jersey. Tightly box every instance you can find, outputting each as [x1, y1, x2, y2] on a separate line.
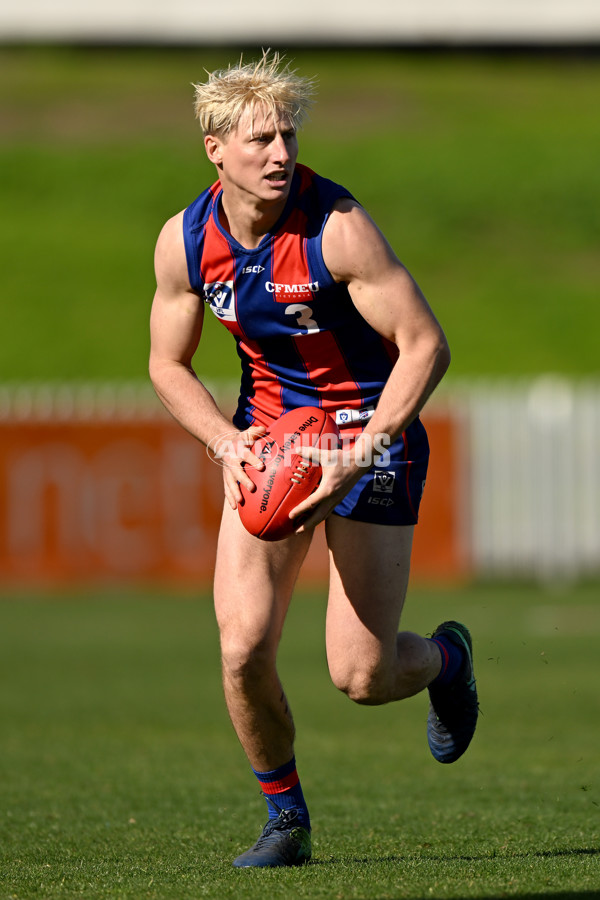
[182, 163, 399, 435]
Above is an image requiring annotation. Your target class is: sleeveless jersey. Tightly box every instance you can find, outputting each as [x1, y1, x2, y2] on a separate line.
[182, 163, 399, 435]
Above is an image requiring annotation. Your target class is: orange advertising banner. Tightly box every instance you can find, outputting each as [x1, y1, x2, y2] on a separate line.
[0, 412, 469, 588]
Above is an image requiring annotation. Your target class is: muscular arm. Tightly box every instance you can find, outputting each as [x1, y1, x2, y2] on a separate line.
[325, 198, 450, 451]
[293, 198, 450, 529]
[149, 211, 229, 442]
[149, 212, 264, 504]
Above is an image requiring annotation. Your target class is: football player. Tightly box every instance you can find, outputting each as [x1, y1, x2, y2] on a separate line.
[149, 51, 477, 868]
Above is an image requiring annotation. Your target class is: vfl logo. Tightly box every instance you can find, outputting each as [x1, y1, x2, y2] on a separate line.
[373, 470, 395, 494]
[335, 407, 375, 426]
[368, 469, 396, 507]
[204, 280, 236, 322]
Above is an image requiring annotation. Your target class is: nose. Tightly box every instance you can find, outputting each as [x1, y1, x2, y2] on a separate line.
[272, 132, 291, 164]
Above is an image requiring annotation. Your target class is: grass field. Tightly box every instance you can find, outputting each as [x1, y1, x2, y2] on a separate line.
[1, 583, 599, 899]
[2, 45, 599, 899]
[1, 46, 600, 382]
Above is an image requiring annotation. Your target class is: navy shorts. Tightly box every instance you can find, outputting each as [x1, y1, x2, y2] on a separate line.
[332, 417, 430, 526]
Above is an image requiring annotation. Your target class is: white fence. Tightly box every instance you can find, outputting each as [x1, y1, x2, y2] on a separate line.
[453, 378, 600, 580]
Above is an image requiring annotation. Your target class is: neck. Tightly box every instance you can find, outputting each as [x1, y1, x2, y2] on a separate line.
[217, 182, 290, 249]
[219, 195, 286, 249]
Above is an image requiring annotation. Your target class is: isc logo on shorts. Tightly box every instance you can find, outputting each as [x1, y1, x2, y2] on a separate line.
[204, 280, 236, 322]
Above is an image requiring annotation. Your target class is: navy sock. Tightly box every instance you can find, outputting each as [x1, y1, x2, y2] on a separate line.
[429, 636, 465, 685]
[252, 756, 310, 831]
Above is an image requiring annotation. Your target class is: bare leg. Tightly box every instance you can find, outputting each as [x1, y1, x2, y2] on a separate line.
[324, 515, 441, 704]
[213, 502, 313, 771]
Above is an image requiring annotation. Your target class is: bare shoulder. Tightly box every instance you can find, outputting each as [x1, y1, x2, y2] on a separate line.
[156, 208, 185, 245]
[322, 198, 399, 284]
[321, 197, 441, 345]
[150, 208, 204, 365]
[154, 209, 190, 294]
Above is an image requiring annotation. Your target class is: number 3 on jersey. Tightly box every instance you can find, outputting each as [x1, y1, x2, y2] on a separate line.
[285, 303, 320, 335]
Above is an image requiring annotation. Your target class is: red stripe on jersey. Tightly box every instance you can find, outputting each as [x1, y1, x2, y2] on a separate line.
[257, 770, 300, 794]
[270, 208, 318, 304]
[200, 223, 234, 286]
[200, 199, 245, 339]
[208, 180, 222, 201]
[292, 329, 361, 412]
[239, 338, 285, 425]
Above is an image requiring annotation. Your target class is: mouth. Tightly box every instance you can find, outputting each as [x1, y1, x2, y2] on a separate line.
[265, 170, 290, 185]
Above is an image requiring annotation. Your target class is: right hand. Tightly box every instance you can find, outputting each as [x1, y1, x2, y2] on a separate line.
[209, 424, 267, 509]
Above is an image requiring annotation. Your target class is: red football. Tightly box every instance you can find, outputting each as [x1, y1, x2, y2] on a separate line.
[238, 407, 340, 541]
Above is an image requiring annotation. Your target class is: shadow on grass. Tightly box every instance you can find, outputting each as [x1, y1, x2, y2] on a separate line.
[314, 846, 599, 865]
[308, 846, 600, 898]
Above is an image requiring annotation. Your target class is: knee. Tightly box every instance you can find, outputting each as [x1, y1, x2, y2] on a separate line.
[220, 635, 275, 687]
[329, 659, 391, 706]
[221, 635, 268, 681]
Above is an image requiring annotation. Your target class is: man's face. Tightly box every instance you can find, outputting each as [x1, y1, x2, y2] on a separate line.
[207, 104, 299, 205]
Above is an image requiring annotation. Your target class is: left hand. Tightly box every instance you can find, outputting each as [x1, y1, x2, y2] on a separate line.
[289, 443, 363, 532]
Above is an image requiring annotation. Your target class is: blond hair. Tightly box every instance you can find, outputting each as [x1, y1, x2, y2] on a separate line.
[193, 50, 315, 137]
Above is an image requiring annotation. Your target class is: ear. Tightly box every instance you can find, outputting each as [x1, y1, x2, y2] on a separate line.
[204, 134, 224, 166]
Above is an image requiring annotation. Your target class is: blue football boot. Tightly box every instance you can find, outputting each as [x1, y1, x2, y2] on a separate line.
[232, 807, 312, 868]
[427, 621, 479, 764]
